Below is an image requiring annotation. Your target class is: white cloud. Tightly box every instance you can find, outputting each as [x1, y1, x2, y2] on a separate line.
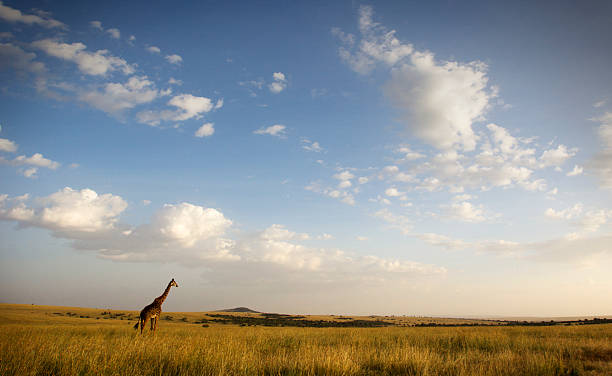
[0, 137, 17, 152]
[384, 187, 404, 197]
[1, 153, 60, 170]
[0, 43, 46, 74]
[106, 28, 120, 39]
[330, 27, 354, 46]
[80, 76, 159, 114]
[165, 54, 183, 64]
[1, 192, 445, 283]
[168, 77, 182, 86]
[334, 6, 413, 74]
[0, 187, 127, 233]
[446, 201, 487, 223]
[89, 20, 102, 30]
[593, 99, 607, 108]
[385, 52, 493, 152]
[146, 46, 161, 54]
[302, 139, 323, 152]
[33, 39, 134, 76]
[395, 145, 425, 161]
[587, 112, 612, 190]
[253, 124, 286, 137]
[137, 94, 215, 126]
[268, 72, 287, 93]
[318, 233, 334, 240]
[577, 210, 610, 234]
[333, 170, 354, 181]
[544, 204, 611, 237]
[170, 94, 213, 119]
[21, 167, 38, 178]
[358, 177, 369, 184]
[356, 236, 368, 241]
[374, 208, 412, 234]
[305, 181, 355, 205]
[393, 124, 578, 193]
[539, 144, 577, 168]
[336, 6, 494, 152]
[545, 204, 582, 220]
[338, 180, 352, 189]
[152, 203, 232, 247]
[214, 98, 224, 110]
[566, 165, 583, 177]
[0, 1, 65, 28]
[195, 123, 214, 138]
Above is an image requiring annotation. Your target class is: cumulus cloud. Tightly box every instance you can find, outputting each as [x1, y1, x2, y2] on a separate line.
[1, 190, 445, 284]
[268, 72, 288, 94]
[0, 43, 46, 74]
[566, 165, 583, 177]
[385, 52, 493, 152]
[593, 99, 607, 108]
[0, 1, 65, 29]
[147, 46, 161, 54]
[587, 112, 612, 190]
[546, 203, 611, 237]
[0, 137, 17, 152]
[384, 123, 577, 193]
[305, 181, 355, 205]
[230, 224, 444, 279]
[21, 167, 38, 178]
[1, 152, 60, 170]
[301, 139, 323, 152]
[165, 54, 183, 64]
[384, 187, 404, 197]
[151, 203, 232, 247]
[333, 6, 413, 74]
[106, 28, 120, 39]
[79, 76, 159, 114]
[253, 124, 286, 137]
[445, 200, 488, 223]
[89, 20, 102, 30]
[374, 208, 412, 234]
[539, 144, 577, 168]
[32, 39, 134, 76]
[195, 123, 214, 138]
[395, 145, 425, 161]
[137, 94, 216, 126]
[0, 187, 126, 233]
[335, 6, 494, 152]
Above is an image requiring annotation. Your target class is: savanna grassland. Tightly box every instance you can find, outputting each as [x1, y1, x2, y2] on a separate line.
[1, 304, 611, 375]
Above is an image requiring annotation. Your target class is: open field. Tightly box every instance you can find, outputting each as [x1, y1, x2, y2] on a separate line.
[1, 304, 611, 375]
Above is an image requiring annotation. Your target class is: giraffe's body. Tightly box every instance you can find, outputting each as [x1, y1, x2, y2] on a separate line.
[134, 279, 178, 334]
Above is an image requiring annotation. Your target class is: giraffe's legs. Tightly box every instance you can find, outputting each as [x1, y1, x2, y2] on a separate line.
[141, 317, 148, 335]
[154, 317, 158, 333]
[150, 317, 155, 331]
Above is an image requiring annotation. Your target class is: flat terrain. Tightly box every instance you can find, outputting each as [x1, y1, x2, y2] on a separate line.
[1, 304, 611, 375]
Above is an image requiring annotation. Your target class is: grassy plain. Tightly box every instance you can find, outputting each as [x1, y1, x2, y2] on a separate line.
[1, 304, 611, 375]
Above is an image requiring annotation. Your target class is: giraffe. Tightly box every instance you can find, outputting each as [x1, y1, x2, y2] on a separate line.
[133, 278, 179, 334]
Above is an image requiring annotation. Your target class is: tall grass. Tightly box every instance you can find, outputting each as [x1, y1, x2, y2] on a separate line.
[1, 305, 611, 375]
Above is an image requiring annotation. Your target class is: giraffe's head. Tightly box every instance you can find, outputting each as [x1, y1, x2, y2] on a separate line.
[170, 278, 179, 288]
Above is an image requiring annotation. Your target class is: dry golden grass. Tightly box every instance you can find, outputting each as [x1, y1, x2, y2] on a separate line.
[1, 304, 611, 375]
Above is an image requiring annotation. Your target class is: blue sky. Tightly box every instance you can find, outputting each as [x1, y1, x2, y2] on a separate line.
[1, 0, 612, 316]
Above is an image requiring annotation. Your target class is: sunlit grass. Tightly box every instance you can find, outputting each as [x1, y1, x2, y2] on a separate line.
[1, 304, 611, 375]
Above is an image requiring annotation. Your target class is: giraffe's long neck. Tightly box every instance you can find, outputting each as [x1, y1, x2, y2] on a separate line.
[156, 282, 173, 305]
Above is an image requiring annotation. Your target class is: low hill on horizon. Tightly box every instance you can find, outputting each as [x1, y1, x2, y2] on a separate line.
[215, 307, 260, 313]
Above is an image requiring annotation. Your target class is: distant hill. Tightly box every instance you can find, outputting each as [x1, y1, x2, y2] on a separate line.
[216, 307, 259, 313]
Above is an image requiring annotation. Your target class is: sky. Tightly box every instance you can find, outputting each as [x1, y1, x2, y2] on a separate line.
[1, 0, 611, 317]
